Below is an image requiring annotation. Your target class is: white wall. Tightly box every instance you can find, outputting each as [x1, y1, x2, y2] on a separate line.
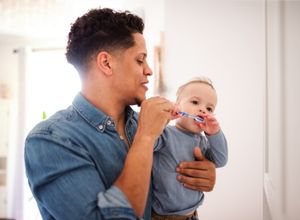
[0, 36, 25, 219]
[264, 1, 300, 220]
[164, 1, 264, 220]
[284, 3, 300, 219]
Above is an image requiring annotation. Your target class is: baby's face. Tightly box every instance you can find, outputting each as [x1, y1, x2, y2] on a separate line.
[176, 82, 217, 133]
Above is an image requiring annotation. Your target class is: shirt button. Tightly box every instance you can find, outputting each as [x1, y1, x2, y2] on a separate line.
[98, 124, 104, 130]
[107, 120, 112, 125]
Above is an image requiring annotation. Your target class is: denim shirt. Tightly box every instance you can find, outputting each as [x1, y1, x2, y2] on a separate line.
[25, 93, 151, 220]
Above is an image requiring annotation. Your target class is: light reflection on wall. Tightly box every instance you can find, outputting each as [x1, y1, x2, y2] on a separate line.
[23, 48, 80, 220]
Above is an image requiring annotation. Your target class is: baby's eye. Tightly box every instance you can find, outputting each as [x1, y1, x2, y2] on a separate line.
[207, 107, 213, 112]
[191, 100, 199, 105]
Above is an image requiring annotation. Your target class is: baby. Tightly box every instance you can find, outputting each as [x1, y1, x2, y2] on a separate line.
[152, 77, 228, 220]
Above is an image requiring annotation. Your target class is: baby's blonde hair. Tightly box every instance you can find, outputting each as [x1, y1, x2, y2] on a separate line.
[176, 77, 215, 102]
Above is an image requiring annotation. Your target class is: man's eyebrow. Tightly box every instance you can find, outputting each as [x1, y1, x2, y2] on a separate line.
[138, 53, 147, 58]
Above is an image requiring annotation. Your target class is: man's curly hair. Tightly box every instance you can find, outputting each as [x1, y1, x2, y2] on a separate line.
[66, 8, 144, 73]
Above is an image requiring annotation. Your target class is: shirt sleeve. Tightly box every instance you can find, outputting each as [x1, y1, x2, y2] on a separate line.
[204, 130, 228, 167]
[153, 132, 167, 152]
[25, 132, 137, 220]
[98, 186, 137, 219]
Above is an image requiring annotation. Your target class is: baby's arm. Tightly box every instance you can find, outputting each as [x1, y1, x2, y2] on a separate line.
[205, 131, 228, 167]
[197, 114, 228, 167]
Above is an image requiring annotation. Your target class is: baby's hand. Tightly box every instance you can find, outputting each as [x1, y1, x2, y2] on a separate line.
[197, 114, 220, 135]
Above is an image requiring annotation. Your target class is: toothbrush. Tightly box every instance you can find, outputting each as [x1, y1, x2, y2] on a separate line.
[177, 111, 204, 123]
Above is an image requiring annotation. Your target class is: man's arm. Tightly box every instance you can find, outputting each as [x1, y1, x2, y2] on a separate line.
[25, 97, 176, 220]
[176, 147, 216, 192]
[114, 97, 175, 217]
[25, 135, 135, 220]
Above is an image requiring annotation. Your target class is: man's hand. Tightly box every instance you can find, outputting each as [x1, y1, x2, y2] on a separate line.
[136, 96, 177, 140]
[176, 147, 216, 192]
[116, 97, 176, 217]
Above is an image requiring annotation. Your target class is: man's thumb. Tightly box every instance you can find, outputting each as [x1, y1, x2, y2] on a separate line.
[194, 147, 205, 161]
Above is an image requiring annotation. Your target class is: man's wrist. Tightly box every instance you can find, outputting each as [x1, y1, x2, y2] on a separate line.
[133, 131, 156, 147]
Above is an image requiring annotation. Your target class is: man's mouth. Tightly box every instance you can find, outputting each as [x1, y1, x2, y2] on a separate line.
[141, 81, 149, 90]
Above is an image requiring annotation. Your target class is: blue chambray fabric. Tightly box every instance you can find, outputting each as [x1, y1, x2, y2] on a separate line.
[152, 126, 228, 215]
[25, 93, 151, 220]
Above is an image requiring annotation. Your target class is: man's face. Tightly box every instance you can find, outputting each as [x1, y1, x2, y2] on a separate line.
[111, 33, 152, 106]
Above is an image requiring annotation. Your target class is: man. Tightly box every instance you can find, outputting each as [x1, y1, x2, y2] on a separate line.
[25, 8, 216, 219]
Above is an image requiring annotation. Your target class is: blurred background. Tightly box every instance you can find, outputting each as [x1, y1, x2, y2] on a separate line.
[0, 0, 299, 220]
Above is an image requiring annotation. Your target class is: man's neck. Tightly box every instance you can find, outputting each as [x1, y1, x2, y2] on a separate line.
[83, 91, 129, 145]
[81, 89, 126, 124]
[81, 74, 129, 130]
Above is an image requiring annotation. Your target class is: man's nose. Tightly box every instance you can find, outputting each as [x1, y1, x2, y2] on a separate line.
[144, 62, 153, 76]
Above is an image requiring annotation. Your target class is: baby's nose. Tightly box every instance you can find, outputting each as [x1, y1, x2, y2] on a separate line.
[199, 109, 206, 114]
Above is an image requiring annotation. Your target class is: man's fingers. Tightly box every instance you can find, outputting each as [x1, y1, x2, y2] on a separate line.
[177, 175, 210, 186]
[176, 167, 210, 178]
[176, 175, 214, 192]
[181, 183, 213, 192]
[176, 149, 217, 192]
[150, 97, 176, 114]
[178, 159, 215, 170]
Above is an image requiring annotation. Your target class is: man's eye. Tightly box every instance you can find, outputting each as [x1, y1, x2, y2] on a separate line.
[137, 60, 144, 64]
[191, 100, 198, 105]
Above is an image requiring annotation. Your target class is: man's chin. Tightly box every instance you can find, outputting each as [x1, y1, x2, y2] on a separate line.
[133, 93, 147, 106]
[135, 97, 144, 107]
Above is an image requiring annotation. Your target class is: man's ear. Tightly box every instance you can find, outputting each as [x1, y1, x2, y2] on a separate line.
[96, 51, 113, 76]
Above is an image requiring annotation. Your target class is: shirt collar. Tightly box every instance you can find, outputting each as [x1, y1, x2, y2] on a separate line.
[72, 92, 135, 132]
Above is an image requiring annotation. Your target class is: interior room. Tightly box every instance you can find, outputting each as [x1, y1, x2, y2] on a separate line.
[0, 0, 299, 220]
